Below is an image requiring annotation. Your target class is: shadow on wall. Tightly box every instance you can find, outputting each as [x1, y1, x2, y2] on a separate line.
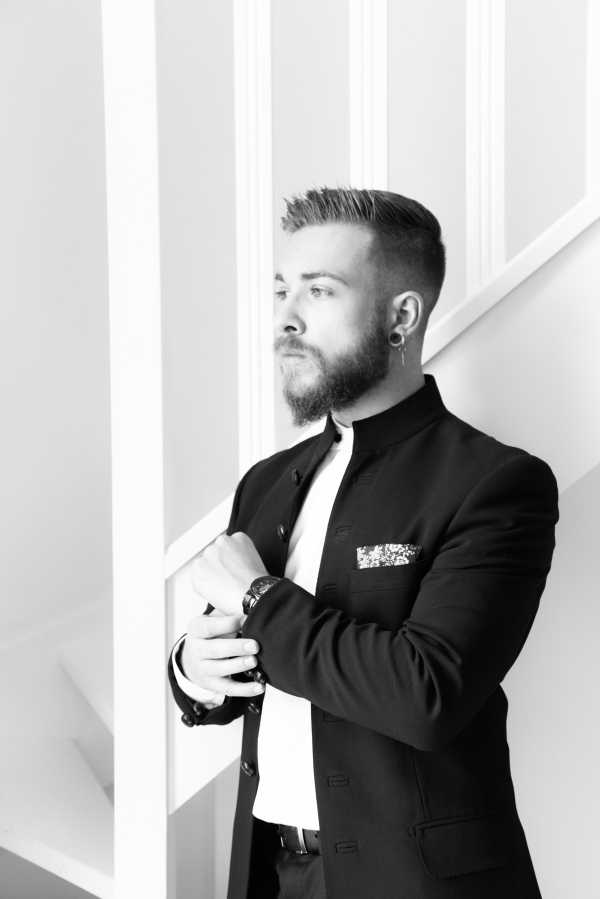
[503, 459, 600, 899]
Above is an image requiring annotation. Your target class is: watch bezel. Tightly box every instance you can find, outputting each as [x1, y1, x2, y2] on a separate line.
[243, 574, 279, 614]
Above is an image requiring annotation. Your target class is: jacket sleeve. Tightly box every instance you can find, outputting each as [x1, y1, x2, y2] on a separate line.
[240, 453, 559, 751]
[168, 461, 258, 727]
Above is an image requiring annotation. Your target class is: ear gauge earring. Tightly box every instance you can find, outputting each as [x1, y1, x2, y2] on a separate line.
[388, 330, 406, 366]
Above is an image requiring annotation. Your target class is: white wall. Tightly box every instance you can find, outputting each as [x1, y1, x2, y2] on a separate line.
[505, 457, 600, 898]
[427, 216, 600, 494]
[157, 0, 240, 546]
[505, 0, 588, 258]
[0, 2, 111, 643]
[428, 216, 600, 898]
[0, 850, 97, 899]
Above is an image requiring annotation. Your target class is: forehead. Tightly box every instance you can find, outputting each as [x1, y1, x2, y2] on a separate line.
[276, 223, 376, 282]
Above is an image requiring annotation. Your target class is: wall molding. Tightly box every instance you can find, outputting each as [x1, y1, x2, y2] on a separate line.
[164, 492, 231, 579]
[586, 0, 600, 191]
[348, 0, 388, 189]
[233, 0, 276, 474]
[423, 191, 600, 362]
[466, 0, 506, 294]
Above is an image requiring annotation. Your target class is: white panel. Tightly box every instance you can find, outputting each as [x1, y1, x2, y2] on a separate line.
[388, 0, 467, 325]
[0, 2, 112, 641]
[157, 0, 240, 546]
[466, 0, 506, 292]
[426, 217, 600, 494]
[505, 0, 588, 259]
[423, 192, 600, 364]
[271, 0, 351, 450]
[234, 0, 277, 472]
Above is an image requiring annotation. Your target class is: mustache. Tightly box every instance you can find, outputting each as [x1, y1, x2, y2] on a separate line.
[275, 340, 313, 355]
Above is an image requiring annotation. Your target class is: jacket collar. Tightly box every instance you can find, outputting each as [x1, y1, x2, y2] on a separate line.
[314, 373, 447, 456]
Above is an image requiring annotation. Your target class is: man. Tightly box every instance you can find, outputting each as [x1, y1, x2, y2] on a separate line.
[167, 187, 559, 899]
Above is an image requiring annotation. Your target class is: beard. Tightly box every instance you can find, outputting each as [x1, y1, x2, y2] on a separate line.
[279, 304, 391, 427]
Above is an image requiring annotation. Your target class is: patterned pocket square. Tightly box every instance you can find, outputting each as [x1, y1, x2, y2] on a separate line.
[356, 542, 423, 569]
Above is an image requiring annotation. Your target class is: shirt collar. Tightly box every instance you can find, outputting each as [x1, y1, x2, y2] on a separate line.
[320, 373, 447, 455]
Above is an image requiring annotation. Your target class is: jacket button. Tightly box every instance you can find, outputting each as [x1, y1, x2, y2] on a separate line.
[241, 759, 256, 776]
[181, 712, 195, 727]
[276, 523, 288, 541]
[291, 468, 302, 484]
[247, 700, 262, 714]
[192, 701, 208, 720]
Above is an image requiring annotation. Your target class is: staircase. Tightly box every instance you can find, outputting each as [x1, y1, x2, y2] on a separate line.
[0, 601, 114, 898]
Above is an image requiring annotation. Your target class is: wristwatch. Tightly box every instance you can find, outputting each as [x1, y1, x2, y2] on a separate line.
[242, 574, 281, 615]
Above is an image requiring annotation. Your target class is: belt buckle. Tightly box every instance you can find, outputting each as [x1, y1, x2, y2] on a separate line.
[295, 826, 308, 854]
[279, 825, 308, 854]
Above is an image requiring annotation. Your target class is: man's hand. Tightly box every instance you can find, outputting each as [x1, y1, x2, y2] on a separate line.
[190, 530, 268, 616]
[181, 611, 265, 699]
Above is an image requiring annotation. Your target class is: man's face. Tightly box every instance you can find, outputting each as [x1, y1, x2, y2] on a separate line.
[273, 223, 392, 427]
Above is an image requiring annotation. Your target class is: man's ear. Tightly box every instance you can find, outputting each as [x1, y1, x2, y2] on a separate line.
[391, 290, 424, 333]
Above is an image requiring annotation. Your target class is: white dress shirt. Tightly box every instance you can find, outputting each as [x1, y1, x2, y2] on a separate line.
[171, 414, 354, 829]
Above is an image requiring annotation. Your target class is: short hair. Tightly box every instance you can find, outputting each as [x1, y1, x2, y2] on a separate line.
[280, 186, 446, 324]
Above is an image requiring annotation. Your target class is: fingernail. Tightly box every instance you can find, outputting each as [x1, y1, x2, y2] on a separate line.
[245, 640, 259, 653]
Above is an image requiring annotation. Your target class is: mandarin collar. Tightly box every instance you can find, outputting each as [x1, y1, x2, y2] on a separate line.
[316, 373, 447, 456]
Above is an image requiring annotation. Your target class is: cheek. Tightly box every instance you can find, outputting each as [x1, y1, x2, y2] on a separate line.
[315, 307, 358, 349]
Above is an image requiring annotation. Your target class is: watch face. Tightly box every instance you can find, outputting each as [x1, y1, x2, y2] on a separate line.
[245, 576, 278, 613]
[256, 576, 274, 591]
[252, 575, 276, 593]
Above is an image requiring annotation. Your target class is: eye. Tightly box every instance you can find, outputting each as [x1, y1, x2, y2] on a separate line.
[274, 285, 333, 299]
[310, 285, 332, 297]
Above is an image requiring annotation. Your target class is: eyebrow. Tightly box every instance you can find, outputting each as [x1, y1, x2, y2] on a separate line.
[274, 270, 350, 287]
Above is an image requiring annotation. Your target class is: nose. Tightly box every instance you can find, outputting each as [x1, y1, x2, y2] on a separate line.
[274, 291, 305, 343]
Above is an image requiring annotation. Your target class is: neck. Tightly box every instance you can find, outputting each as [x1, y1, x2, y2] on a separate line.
[331, 368, 426, 428]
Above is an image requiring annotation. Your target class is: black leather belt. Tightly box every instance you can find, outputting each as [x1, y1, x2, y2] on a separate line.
[276, 824, 321, 855]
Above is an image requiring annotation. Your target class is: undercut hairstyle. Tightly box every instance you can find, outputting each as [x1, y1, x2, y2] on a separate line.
[280, 186, 446, 325]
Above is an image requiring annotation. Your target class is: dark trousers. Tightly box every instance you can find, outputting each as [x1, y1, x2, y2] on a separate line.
[247, 816, 327, 899]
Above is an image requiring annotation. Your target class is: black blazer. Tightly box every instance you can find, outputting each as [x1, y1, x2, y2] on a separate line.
[168, 374, 559, 899]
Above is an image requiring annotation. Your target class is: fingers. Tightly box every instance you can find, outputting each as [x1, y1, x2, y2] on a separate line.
[187, 613, 243, 639]
[199, 637, 260, 658]
[181, 613, 265, 697]
[196, 654, 257, 678]
[192, 654, 265, 698]
[215, 678, 265, 698]
[186, 615, 261, 657]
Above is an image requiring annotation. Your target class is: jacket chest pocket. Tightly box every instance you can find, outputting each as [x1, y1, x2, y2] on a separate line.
[345, 557, 430, 629]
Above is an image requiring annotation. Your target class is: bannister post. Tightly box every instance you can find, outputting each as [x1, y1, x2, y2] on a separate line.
[101, 0, 175, 895]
